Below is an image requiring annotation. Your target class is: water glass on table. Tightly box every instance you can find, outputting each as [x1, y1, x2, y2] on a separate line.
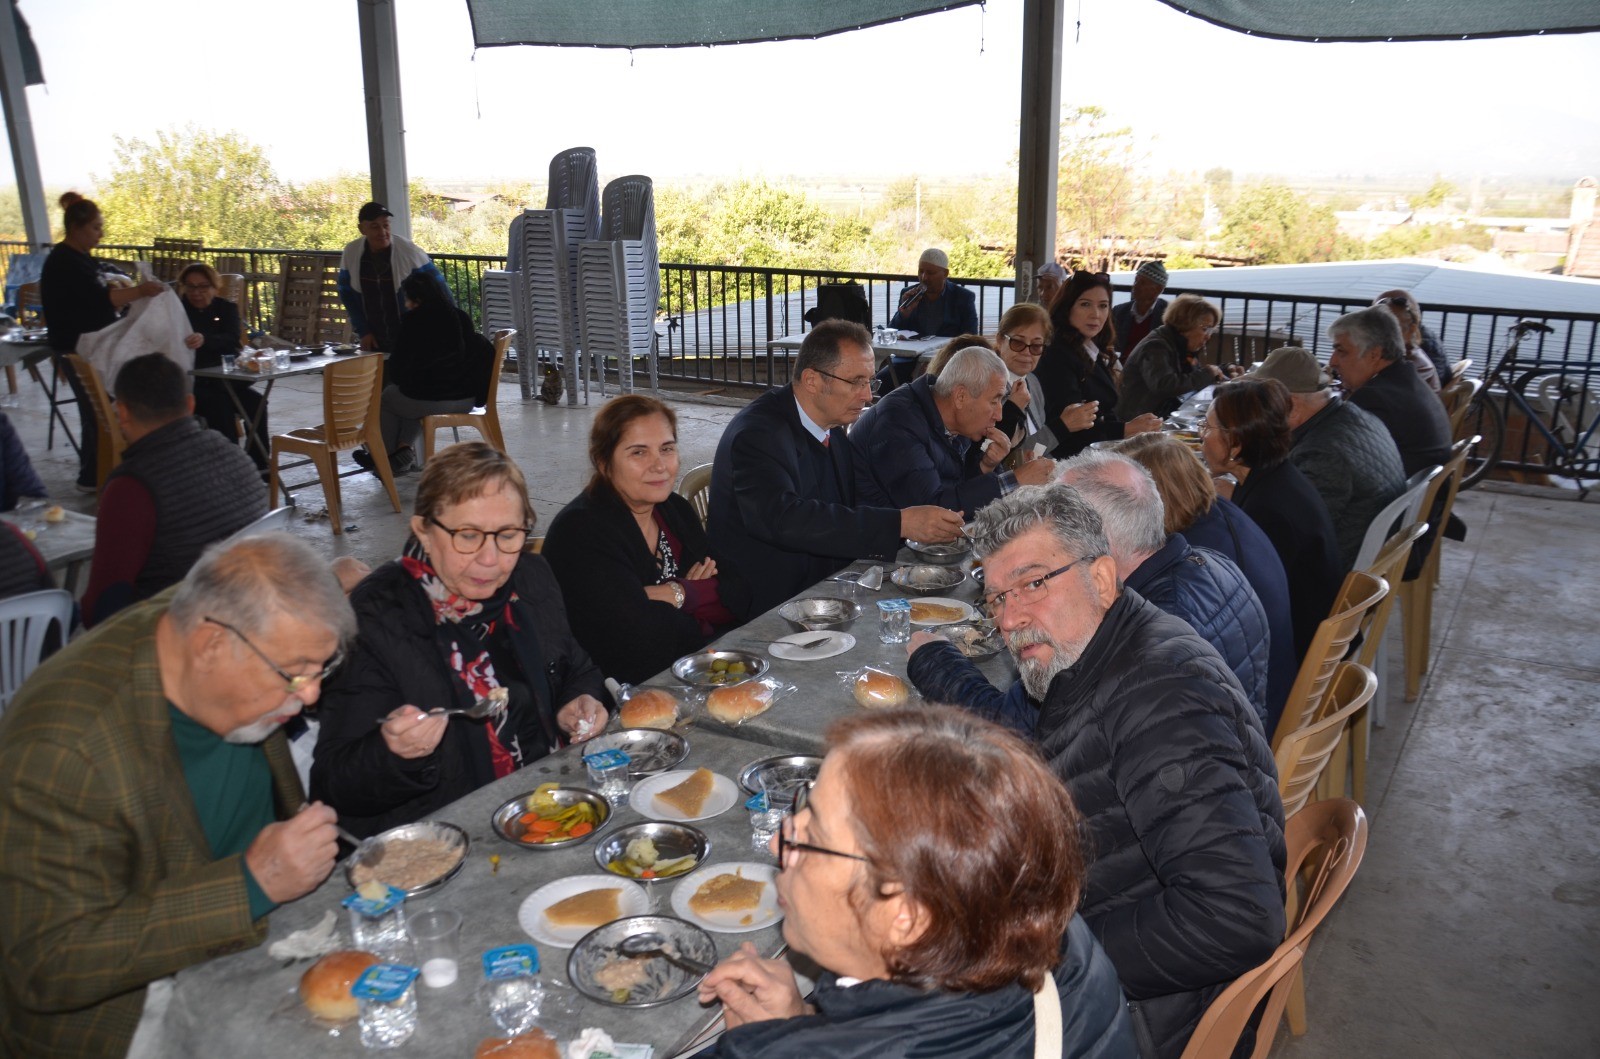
[221, 353, 236, 373]
[409, 908, 463, 989]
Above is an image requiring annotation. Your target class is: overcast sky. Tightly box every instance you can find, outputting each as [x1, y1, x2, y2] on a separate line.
[5, 0, 1597, 191]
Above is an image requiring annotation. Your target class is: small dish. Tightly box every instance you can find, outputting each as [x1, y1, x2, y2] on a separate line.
[491, 787, 611, 850]
[907, 597, 975, 626]
[904, 539, 970, 564]
[518, 875, 650, 949]
[583, 729, 690, 776]
[568, 915, 717, 1008]
[594, 821, 711, 882]
[768, 631, 854, 661]
[671, 649, 769, 688]
[630, 770, 741, 823]
[890, 564, 966, 594]
[737, 755, 822, 804]
[669, 862, 782, 934]
[342, 820, 468, 897]
[939, 621, 1004, 659]
[776, 596, 861, 632]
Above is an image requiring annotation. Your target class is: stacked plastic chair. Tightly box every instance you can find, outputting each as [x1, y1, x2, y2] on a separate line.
[478, 269, 522, 395]
[511, 147, 600, 405]
[576, 175, 661, 395]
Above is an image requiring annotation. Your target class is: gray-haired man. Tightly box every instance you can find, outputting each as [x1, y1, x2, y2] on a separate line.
[0, 533, 355, 1056]
[908, 482, 1284, 1059]
[851, 345, 1056, 519]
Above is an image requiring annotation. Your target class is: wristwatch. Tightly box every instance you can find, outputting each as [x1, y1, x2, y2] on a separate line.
[669, 581, 686, 609]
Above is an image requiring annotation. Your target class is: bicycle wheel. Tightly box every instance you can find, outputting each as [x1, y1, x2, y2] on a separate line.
[1458, 392, 1504, 489]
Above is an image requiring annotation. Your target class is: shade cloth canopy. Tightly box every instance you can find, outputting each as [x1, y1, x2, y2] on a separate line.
[1152, 0, 1600, 42]
[465, 0, 982, 48]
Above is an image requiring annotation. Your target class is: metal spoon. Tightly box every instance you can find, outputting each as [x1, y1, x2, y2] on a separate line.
[617, 932, 713, 976]
[741, 633, 832, 651]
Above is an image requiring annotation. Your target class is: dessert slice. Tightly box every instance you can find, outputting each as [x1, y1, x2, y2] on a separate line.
[544, 887, 622, 928]
[688, 869, 766, 917]
[656, 767, 715, 817]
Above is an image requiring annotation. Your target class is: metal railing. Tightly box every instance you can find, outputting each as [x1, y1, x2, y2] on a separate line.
[5, 238, 1595, 479]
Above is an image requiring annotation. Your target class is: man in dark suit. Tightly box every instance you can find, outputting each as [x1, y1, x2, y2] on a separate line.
[0, 534, 352, 1056]
[708, 320, 965, 621]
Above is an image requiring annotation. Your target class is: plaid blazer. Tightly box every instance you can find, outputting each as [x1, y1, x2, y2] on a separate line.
[0, 590, 303, 1057]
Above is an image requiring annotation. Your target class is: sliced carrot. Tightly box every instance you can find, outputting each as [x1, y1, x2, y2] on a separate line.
[527, 818, 561, 834]
[567, 821, 593, 838]
[640, 869, 657, 879]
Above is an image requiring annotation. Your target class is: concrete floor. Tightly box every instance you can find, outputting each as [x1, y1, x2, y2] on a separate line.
[11, 362, 1598, 1057]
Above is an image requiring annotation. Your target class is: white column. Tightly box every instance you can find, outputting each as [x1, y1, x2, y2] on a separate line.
[0, 5, 50, 248]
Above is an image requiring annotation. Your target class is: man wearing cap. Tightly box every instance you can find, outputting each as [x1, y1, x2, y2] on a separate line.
[336, 202, 452, 354]
[1035, 261, 1067, 307]
[1112, 261, 1170, 365]
[1254, 346, 1405, 570]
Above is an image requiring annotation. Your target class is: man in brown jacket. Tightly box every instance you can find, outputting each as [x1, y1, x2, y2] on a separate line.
[0, 533, 355, 1057]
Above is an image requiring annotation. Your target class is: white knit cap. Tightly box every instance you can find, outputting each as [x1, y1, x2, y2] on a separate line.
[918, 247, 950, 271]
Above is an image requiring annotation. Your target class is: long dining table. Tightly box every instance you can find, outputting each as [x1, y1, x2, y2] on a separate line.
[161, 546, 1014, 1055]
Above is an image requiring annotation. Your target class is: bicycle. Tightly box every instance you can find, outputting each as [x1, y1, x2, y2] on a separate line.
[1457, 320, 1600, 495]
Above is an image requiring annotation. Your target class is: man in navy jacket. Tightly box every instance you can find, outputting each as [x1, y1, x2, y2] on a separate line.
[707, 321, 964, 621]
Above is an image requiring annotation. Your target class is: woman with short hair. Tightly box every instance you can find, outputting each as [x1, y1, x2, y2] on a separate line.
[179, 261, 269, 468]
[1202, 378, 1342, 658]
[698, 706, 1136, 1059]
[312, 442, 608, 837]
[543, 394, 733, 684]
[1116, 293, 1227, 421]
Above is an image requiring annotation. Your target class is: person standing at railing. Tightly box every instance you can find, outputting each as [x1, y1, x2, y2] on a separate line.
[336, 202, 451, 355]
[40, 192, 168, 492]
[878, 248, 980, 394]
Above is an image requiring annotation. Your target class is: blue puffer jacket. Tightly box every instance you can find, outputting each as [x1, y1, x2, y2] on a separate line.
[1123, 534, 1270, 728]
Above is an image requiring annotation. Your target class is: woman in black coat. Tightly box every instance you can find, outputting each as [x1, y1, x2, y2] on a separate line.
[358, 271, 487, 475]
[544, 394, 733, 684]
[1033, 270, 1163, 458]
[1203, 377, 1344, 662]
[179, 262, 269, 469]
[1115, 293, 1226, 421]
[311, 443, 609, 838]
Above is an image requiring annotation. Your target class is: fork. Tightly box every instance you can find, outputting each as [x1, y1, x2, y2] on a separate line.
[741, 633, 833, 651]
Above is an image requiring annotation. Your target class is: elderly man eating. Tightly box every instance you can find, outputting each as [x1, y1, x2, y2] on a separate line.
[0, 534, 353, 1057]
[850, 345, 1056, 518]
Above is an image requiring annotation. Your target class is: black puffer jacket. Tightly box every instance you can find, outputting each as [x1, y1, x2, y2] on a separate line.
[310, 554, 607, 837]
[1036, 590, 1285, 1059]
[710, 916, 1137, 1059]
[1124, 534, 1271, 727]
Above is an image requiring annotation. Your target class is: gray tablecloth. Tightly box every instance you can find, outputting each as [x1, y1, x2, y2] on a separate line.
[649, 553, 1020, 756]
[162, 726, 791, 1057]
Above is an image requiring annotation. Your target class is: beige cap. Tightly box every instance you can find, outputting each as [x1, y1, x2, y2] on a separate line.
[1253, 347, 1332, 393]
[918, 247, 950, 271]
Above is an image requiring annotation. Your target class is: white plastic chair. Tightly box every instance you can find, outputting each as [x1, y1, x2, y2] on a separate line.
[225, 506, 295, 545]
[0, 588, 73, 713]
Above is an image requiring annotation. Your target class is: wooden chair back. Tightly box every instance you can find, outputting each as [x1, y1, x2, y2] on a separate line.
[1271, 571, 1387, 747]
[322, 353, 384, 450]
[275, 254, 352, 346]
[1275, 663, 1376, 817]
[151, 238, 204, 283]
[678, 462, 714, 529]
[15, 282, 43, 326]
[64, 353, 125, 487]
[1179, 798, 1369, 1059]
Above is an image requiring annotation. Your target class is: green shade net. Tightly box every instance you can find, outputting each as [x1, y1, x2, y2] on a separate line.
[1152, 0, 1600, 42]
[465, 0, 982, 48]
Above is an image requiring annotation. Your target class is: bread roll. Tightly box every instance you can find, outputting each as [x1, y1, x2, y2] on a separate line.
[299, 950, 381, 1022]
[706, 682, 772, 724]
[620, 688, 679, 730]
[475, 1029, 560, 1059]
[853, 668, 909, 709]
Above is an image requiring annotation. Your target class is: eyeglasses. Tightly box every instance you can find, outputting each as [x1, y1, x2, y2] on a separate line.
[1003, 333, 1046, 354]
[427, 517, 531, 554]
[981, 554, 1102, 615]
[206, 617, 344, 694]
[815, 368, 881, 394]
[776, 781, 871, 871]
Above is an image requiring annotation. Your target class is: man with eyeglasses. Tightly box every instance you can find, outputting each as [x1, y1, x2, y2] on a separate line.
[708, 320, 965, 621]
[83, 353, 267, 628]
[0, 534, 355, 1057]
[850, 345, 1056, 519]
[905, 483, 1284, 1058]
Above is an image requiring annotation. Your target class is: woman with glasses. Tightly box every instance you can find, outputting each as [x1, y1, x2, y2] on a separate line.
[1201, 378, 1342, 660]
[179, 261, 270, 470]
[697, 707, 1135, 1059]
[1035, 270, 1163, 459]
[311, 442, 609, 838]
[543, 394, 734, 684]
[990, 303, 1058, 464]
[1115, 293, 1227, 421]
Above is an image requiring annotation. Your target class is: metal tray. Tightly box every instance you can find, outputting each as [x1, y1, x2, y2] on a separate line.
[342, 820, 469, 897]
[671, 648, 769, 687]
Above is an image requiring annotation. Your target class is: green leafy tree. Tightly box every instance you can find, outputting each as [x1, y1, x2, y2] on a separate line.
[92, 126, 293, 248]
[1220, 184, 1342, 264]
[1056, 105, 1143, 270]
[1411, 178, 1457, 211]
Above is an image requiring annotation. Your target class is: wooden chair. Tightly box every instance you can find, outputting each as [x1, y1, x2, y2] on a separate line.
[1275, 662, 1376, 815]
[1441, 375, 1482, 435]
[1179, 798, 1369, 1058]
[1270, 571, 1387, 749]
[524, 536, 545, 555]
[421, 329, 515, 460]
[8, 281, 44, 394]
[1400, 437, 1475, 702]
[64, 354, 125, 490]
[274, 254, 352, 347]
[678, 462, 714, 529]
[218, 273, 249, 343]
[268, 353, 399, 535]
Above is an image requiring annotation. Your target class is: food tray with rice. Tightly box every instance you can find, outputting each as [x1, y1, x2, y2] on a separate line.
[343, 821, 469, 897]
